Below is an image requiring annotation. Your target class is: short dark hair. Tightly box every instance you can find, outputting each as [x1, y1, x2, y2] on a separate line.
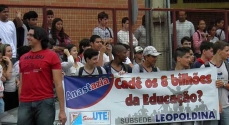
[30, 26, 48, 49]
[112, 44, 126, 57]
[46, 10, 54, 15]
[181, 36, 192, 45]
[84, 48, 99, 62]
[200, 41, 214, 55]
[27, 11, 38, 20]
[17, 46, 31, 59]
[62, 44, 76, 62]
[122, 17, 129, 24]
[23, 12, 28, 20]
[215, 18, 224, 25]
[0, 4, 8, 12]
[213, 41, 229, 55]
[90, 35, 101, 43]
[174, 47, 190, 62]
[79, 38, 90, 54]
[98, 11, 108, 21]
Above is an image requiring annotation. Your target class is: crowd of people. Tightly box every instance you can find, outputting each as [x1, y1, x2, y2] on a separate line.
[0, 4, 229, 125]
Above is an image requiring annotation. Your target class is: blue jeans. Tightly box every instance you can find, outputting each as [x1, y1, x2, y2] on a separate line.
[17, 98, 55, 125]
[0, 98, 4, 114]
[220, 106, 229, 125]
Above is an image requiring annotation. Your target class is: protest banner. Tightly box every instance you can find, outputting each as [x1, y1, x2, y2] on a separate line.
[64, 67, 219, 125]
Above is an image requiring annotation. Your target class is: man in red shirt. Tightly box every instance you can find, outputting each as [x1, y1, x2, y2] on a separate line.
[18, 26, 66, 125]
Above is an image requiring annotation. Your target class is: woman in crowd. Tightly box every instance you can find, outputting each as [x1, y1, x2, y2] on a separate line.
[62, 44, 84, 76]
[193, 20, 207, 58]
[49, 18, 71, 59]
[207, 25, 219, 43]
[0, 44, 17, 111]
[77, 39, 91, 63]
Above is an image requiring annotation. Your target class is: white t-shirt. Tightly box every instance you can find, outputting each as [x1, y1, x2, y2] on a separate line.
[200, 62, 229, 108]
[13, 60, 20, 78]
[111, 67, 124, 74]
[117, 30, 138, 46]
[82, 52, 131, 67]
[68, 62, 84, 75]
[124, 57, 132, 64]
[171, 20, 195, 47]
[0, 21, 17, 58]
[61, 55, 74, 75]
[216, 29, 225, 40]
[209, 36, 219, 43]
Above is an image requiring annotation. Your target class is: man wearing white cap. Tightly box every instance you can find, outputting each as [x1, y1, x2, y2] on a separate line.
[133, 46, 144, 65]
[132, 46, 161, 73]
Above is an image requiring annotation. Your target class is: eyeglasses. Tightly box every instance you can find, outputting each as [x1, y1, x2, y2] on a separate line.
[27, 34, 34, 37]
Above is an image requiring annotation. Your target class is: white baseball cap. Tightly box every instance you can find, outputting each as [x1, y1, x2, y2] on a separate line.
[134, 46, 143, 53]
[143, 46, 161, 56]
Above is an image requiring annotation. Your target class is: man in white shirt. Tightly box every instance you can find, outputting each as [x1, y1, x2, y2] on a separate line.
[117, 17, 138, 47]
[0, 4, 17, 63]
[92, 11, 113, 44]
[86, 35, 112, 66]
[200, 41, 229, 125]
[171, 11, 195, 47]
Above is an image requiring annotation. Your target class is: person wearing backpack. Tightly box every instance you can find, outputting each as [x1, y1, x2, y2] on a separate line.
[132, 46, 161, 73]
[199, 41, 229, 125]
[193, 20, 207, 58]
[103, 44, 132, 74]
[215, 18, 225, 41]
[92, 11, 113, 44]
[75, 48, 106, 76]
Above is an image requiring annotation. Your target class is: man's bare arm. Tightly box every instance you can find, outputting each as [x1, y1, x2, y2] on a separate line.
[52, 69, 67, 124]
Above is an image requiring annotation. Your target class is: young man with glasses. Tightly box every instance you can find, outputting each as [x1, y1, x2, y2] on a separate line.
[18, 27, 66, 125]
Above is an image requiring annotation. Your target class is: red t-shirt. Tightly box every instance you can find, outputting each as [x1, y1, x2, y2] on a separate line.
[19, 49, 61, 102]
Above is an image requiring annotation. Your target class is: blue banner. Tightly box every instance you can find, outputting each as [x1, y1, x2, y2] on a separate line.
[64, 74, 113, 109]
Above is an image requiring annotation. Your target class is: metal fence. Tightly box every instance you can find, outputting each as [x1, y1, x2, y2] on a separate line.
[6, 5, 229, 70]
